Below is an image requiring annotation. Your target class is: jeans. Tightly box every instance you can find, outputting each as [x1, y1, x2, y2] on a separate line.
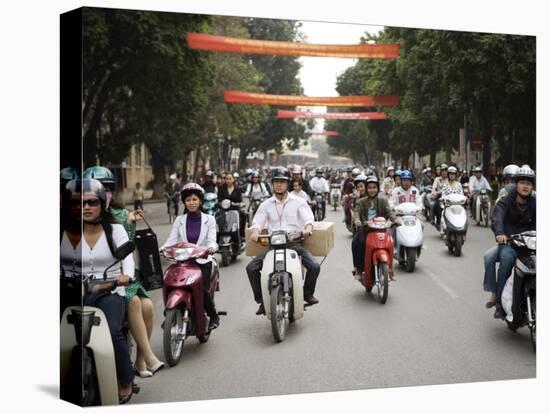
[86, 293, 134, 386]
[246, 244, 320, 303]
[495, 245, 518, 309]
[483, 246, 499, 293]
[352, 230, 366, 271]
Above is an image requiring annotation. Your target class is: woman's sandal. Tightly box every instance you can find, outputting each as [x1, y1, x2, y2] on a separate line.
[119, 383, 140, 405]
[485, 301, 496, 309]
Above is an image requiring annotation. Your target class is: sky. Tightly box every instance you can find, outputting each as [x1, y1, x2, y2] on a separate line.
[296, 20, 383, 132]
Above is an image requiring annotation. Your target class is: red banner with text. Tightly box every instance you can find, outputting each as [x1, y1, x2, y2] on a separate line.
[278, 110, 388, 120]
[187, 33, 400, 59]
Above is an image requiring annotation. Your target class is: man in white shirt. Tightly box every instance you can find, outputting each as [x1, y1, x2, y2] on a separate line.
[247, 167, 319, 315]
[309, 167, 329, 220]
[389, 170, 422, 208]
[468, 166, 492, 218]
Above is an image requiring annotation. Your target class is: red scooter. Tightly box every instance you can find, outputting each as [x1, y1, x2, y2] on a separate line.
[161, 242, 221, 366]
[358, 217, 394, 304]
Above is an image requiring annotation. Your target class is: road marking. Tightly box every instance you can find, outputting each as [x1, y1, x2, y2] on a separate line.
[424, 268, 459, 299]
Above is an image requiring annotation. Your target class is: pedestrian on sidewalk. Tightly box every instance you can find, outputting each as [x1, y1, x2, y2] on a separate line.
[133, 182, 145, 211]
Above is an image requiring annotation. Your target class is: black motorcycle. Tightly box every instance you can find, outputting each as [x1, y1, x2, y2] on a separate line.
[215, 199, 244, 267]
[312, 192, 326, 221]
[502, 231, 536, 351]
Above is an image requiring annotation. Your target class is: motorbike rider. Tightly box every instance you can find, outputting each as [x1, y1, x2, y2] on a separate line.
[439, 166, 464, 235]
[292, 179, 312, 205]
[218, 172, 246, 239]
[469, 166, 492, 218]
[292, 165, 313, 197]
[341, 166, 355, 196]
[203, 170, 218, 194]
[246, 167, 319, 315]
[496, 164, 520, 202]
[164, 174, 181, 216]
[431, 163, 449, 228]
[382, 166, 395, 196]
[489, 165, 536, 319]
[389, 170, 422, 209]
[83, 166, 164, 378]
[353, 173, 368, 202]
[244, 171, 269, 198]
[61, 178, 136, 403]
[351, 176, 398, 281]
[420, 167, 434, 188]
[310, 167, 330, 216]
[160, 183, 220, 329]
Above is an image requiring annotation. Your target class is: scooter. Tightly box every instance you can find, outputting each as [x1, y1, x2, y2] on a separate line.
[330, 184, 340, 211]
[357, 217, 393, 304]
[421, 186, 435, 223]
[161, 242, 222, 366]
[500, 230, 536, 351]
[215, 199, 243, 267]
[202, 192, 218, 216]
[474, 189, 491, 227]
[257, 231, 307, 343]
[248, 191, 268, 225]
[440, 194, 468, 257]
[343, 194, 354, 233]
[60, 241, 137, 406]
[393, 202, 424, 272]
[312, 192, 326, 221]
[462, 182, 471, 210]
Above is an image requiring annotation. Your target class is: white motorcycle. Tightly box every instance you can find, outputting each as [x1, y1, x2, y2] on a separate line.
[258, 231, 306, 343]
[330, 184, 340, 211]
[440, 194, 468, 257]
[393, 202, 424, 272]
[474, 189, 491, 227]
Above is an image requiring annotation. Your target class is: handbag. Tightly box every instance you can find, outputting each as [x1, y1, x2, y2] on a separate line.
[134, 216, 164, 291]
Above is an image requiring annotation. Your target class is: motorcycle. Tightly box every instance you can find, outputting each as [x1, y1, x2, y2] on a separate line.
[393, 202, 424, 272]
[343, 194, 354, 233]
[500, 231, 536, 351]
[462, 182, 471, 210]
[215, 199, 243, 267]
[161, 242, 222, 366]
[60, 241, 137, 406]
[421, 186, 435, 223]
[474, 189, 491, 227]
[330, 184, 341, 211]
[357, 217, 393, 304]
[202, 192, 218, 216]
[440, 194, 468, 257]
[312, 192, 326, 221]
[165, 193, 179, 224]
[248, 191, 268, 226]
[257, 231, 307, 342]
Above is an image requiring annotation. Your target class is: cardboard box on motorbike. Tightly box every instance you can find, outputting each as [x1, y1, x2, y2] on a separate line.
[245, 221, 334, 257]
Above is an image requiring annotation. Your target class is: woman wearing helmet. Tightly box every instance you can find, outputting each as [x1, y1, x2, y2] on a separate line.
[161, 183, 220, 329]
[431, 163, 449, 228]
[489, 165, 536, 319]
[61, 179, 137, 403]
[382, 166, 395, 196]
[353, 173, 368, 202]
[244, 171, 269, 198]
[83, 167, 164, 378]
[351, 176, 398, 281]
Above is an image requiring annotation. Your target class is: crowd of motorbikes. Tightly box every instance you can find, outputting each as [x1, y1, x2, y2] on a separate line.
[60, 164, 536, 407]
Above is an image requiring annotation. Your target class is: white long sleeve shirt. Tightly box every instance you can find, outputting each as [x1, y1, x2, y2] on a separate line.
[468, 175, 492, 193]
[61, 224, 135, 297]
[309, 177, 329, 194]
[389, 185, 422, 208]
[250, 192, 314, 233]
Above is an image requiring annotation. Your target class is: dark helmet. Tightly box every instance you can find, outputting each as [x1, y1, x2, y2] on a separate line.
[205, 170, 214, 178]
[61, 167, 80, 184]
[271, 167, 291, 181]
[181, 182, 205, 202]
[315, 167, 324, 175]
[83, 166, 116, 190]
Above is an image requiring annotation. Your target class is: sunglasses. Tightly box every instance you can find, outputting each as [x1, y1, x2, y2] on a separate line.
[66, 198, 100, 207]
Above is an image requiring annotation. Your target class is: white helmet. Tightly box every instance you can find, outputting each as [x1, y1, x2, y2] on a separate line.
[169, 173, 177, 180]
[351, 167, 361, 177]
[502, 164, 519, 179]
[514, 165, 535, 183]
[447, 166, 458, 174]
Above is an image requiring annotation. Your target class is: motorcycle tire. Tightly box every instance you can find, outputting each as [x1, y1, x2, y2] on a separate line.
[530, 295, 536, 352]
[454, 234, 463, 257]
[483, 207, 489, 227]
[270, 283, 288, 343]
[163, 308, 185, 367]
[376, 263, 389, 304]
[221, 250, 229, 267]
[406, 247, 416, 273]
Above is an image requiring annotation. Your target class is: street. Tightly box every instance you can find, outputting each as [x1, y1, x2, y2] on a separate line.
[131, 201, 535, 404]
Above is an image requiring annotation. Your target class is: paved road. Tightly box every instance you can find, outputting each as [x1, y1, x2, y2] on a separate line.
[131, 201, 535, 404]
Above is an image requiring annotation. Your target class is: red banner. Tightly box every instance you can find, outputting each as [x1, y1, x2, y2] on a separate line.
[224, 91, 400, 107]
[278, 110, 388, 120]
[187, 33, 400, 59]
[307, 131, 339, 136]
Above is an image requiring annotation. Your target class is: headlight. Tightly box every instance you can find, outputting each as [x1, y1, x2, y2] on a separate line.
[524, 236, 536, 250]
[221, 199, 231, 209]
[271, 234, 287, 246]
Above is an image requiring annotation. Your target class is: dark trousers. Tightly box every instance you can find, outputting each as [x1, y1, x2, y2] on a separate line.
[246, 245, 320, 304]
[134, 200, 143, 211]
[352, 229, 366, 272]
[87, 293, 134, 386]
[199, 262, 217, 318]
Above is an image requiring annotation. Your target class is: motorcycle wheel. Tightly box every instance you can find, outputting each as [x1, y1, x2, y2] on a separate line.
[483, 206, 489, 227]
[454, 234, 463, 257]
[530, 295, 536, 352]
[169, 205, 176, 224]
[375, 263, 389, 304]
[163, 308, 185, 367]
[406, 247, 416, 273]
[270, 284, 288, 343]
[221, 250, 229, 267]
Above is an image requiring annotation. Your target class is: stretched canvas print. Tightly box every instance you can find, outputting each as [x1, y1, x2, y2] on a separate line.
[60, 6, 536, 407]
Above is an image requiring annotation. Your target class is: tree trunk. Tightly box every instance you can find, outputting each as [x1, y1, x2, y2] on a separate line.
[193, 146, 201, 181]
[481, 111, 493, 178]
[238, 147, 249, 171]
[148, 145, 167, 198]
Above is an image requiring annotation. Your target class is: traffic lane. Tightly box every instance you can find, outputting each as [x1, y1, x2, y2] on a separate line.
[131, 203, 534, 403]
